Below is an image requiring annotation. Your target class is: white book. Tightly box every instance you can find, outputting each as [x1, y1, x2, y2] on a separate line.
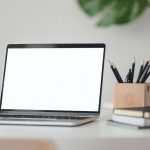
[112, 114, 150, 126]
[113, 108, 150, 118]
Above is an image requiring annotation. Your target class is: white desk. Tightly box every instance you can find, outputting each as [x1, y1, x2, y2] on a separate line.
[0, 109, 150, 150]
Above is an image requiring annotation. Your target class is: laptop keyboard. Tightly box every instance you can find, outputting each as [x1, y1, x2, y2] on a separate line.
[0, 115, 89, 120]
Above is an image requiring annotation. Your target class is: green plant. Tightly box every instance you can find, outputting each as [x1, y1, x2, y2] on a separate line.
[77, 0, 150, 26]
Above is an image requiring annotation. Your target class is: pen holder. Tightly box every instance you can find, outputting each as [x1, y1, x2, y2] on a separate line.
[113, 83, 150, 109]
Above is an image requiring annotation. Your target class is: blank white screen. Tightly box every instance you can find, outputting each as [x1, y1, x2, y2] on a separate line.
[2, 48, 104, 111]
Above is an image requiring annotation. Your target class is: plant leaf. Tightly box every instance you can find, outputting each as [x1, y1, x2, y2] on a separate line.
[95, 0, 113, 11]
[78, 0, 113, 16]
[77, 0, 149, 26]
[115, 0, 135, 24]
[97, 0, 128, 26]
[137, 0, 149, 16]
[116, 0, 149, 24]
[125, 0, 148, 20]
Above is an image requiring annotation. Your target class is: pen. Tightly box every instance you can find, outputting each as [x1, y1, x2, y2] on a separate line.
[109, 60, 122, 83]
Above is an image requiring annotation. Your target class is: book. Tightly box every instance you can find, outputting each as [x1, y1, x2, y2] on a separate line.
[112, 114, 150, 126]
[113, 106, 150, 118]
[107, 119, 150, 129]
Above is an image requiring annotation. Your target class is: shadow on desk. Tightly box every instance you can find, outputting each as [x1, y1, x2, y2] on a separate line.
[0, 139, 55, 150]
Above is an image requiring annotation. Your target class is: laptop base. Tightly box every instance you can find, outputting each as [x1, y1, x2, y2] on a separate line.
[0, 116, 97, 126]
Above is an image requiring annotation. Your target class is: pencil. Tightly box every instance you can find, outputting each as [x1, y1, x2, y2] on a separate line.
[136, 61, 144, 83]
[140, 63, 150, 83]
[131, 57, 135, 83]
[113, 64, 123, 83]
[109, 60, 123, 83]
[142, 71, 150, 83]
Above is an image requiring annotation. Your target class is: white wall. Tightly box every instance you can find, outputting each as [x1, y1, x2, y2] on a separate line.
[0, 0, 150, 110]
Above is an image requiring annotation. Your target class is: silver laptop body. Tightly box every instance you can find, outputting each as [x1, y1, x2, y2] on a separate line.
[0, 43, 105, 126]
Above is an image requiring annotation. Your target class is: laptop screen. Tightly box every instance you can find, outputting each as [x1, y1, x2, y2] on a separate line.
[0, 44, 105, 113]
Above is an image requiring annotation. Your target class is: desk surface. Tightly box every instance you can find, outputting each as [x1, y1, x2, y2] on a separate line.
[0, 109, 150, 150]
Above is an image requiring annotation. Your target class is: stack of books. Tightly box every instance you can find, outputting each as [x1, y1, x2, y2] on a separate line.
[108, 106, 150, 129]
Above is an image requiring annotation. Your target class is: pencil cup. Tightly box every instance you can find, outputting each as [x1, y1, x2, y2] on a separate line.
[113, 83, 150, 109]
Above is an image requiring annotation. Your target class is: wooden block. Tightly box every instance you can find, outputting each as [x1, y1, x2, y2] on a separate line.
[113, 83, 150, 109]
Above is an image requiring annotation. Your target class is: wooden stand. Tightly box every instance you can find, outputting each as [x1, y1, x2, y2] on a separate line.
[114, 83, 150, 109]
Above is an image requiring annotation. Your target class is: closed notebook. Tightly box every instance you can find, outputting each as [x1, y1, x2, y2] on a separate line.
[107, 119, 150, 129]
[112, 114, 150, 126]
[113, 106, 150, 118]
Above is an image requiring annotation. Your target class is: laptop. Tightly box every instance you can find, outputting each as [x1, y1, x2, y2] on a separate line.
[0, 43, 105, 126]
